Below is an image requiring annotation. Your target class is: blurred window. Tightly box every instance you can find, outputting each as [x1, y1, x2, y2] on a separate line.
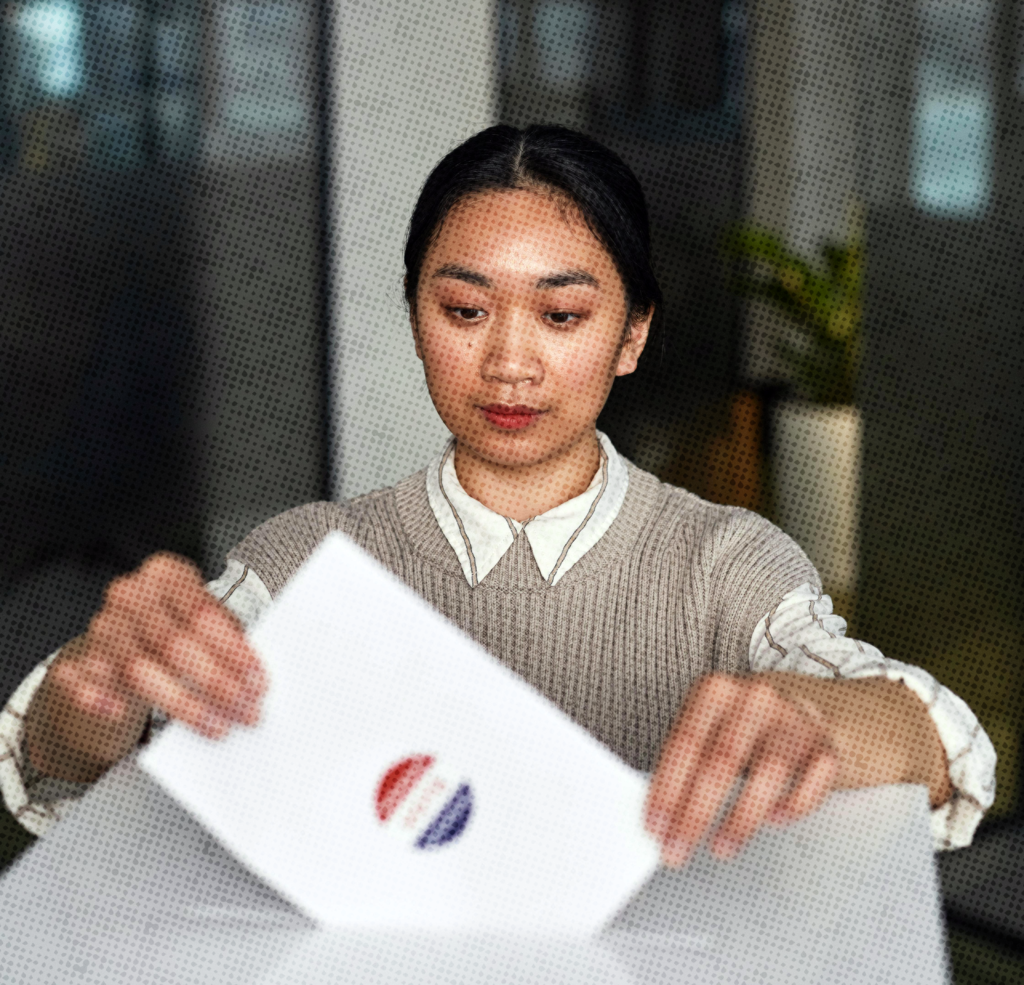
[501, 0, 744, 143]
[89, 1, 146, 167]
[911, 0, 995, 218]
[205, 2, 315, 162]
[16, 0, 83, 98]
[1, 0, 316, 171]
[154, 10, 201, 162]
[532, 0, 598, 85]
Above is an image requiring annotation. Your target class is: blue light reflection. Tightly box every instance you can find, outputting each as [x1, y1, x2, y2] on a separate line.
[18, 0, 84, 98]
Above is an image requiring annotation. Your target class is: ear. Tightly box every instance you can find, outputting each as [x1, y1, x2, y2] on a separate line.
[410, 308, 424, 361]
[615, 308, 653, 377]
[406, 278, 425, 361]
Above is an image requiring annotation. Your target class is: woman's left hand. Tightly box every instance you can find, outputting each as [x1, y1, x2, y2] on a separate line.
[644, 673, 839, 866]
[644, 670, 952, 866]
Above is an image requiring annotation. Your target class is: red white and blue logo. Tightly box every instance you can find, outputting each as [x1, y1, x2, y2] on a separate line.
[374, 755, 474, 850]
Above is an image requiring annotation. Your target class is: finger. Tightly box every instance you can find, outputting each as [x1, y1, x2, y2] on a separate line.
[663, 729, 759, 865]
[770, 749, 838, 825]
[187, 603, 266, 692]
[103, 576, 191, 658]
[148, 565, 266, 701]
[89, 586, 147, 659]
[104, 555, 204, 636]
[160, 628, 261, 725]
[662, 684, 773, 865]
[712, 752, 795, 857]
[49, 656, 132, 720]
[121, 592, 259, 722]
[44, 657, 150, 764]
[646, 676, 736, 840]
[89, 599, 228, 720]
[103, 565, 264, 721]
[123, 656, 232, 738]
[63, 627, 156, 717]
[145, 554, 222, 626]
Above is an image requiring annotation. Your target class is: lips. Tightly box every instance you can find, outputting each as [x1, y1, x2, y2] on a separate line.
[478, 404, 546, 430]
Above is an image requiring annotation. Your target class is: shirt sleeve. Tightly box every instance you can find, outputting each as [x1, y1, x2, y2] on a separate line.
[0, 560, 273, 837]
[749, 582, 997, 851]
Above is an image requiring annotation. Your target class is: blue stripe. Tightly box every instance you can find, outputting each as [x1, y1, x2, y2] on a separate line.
[415, 783, 473, 849]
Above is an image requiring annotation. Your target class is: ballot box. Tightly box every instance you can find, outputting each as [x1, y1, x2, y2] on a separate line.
[0, 758, 949, 985]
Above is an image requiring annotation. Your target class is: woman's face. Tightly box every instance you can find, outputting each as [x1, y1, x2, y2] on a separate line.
[412, 188, 651, 471]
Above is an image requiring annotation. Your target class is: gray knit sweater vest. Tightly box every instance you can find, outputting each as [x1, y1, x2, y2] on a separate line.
[229, 462, 818, 772]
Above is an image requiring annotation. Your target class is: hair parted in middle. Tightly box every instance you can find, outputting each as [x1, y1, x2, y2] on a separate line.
[403, 124, 663, 334]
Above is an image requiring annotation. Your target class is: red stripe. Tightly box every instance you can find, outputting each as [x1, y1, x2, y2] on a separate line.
[375, 755, 434, 822]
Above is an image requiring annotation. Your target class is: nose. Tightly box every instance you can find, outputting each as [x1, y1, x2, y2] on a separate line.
[480, 310, 544, 387]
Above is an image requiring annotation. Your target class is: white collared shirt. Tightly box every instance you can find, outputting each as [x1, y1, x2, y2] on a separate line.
[425, 431, 629, 587]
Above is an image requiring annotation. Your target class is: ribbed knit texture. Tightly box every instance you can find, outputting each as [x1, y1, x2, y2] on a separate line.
[229, 463, 819, 772]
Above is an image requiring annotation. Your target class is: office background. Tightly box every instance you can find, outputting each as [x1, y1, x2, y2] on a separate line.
[1, 2, 1023, 980]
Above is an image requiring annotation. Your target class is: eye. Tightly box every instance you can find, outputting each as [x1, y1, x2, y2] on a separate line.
[448, 306, 486, 321]
[545, 311, 580, 326]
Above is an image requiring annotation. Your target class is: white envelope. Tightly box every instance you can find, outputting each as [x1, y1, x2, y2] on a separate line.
[139, 532, 661, 934]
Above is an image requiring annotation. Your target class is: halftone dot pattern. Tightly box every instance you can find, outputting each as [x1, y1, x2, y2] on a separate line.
[0, 0, 1021, 982]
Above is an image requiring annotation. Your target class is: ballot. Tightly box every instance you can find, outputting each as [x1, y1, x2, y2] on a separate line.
[3, 529, 948, 983]
[139, 532, 661, 934]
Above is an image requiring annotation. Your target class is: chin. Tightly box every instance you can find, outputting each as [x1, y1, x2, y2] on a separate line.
[468, 434, 548, 467]
[457, 424, 587, 470]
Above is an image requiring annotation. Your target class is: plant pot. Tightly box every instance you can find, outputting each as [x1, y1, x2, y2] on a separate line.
[770, 400, 861, 599]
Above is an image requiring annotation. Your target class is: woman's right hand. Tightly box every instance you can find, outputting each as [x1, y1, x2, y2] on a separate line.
[24, 553, 267, 784]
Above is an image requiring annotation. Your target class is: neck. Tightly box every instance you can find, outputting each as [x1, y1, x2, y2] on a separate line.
[453, 432, 602, 521]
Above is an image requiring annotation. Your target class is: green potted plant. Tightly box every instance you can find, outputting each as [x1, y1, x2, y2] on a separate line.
[721, 215, 864, 606]
[720, 220, 863, 405]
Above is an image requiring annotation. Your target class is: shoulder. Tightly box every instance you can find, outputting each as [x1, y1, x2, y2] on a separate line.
[629, 462, 769, 542]
[227, 483, 405, 596]
[629, 462, 818, 584]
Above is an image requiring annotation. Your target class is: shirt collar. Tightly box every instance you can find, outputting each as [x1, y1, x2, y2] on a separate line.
[425, 431, 629, 587]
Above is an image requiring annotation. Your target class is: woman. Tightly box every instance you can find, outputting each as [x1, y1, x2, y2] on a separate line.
[1, 125, 994, 865]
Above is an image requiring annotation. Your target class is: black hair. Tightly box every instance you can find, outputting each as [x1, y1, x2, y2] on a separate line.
[404, 124, 662, 332]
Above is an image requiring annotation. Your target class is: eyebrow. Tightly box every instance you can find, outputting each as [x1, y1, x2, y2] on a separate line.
[432, 264, 491, 288]
[431, 264, 599, 291]
[535, 269, 599, 290]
